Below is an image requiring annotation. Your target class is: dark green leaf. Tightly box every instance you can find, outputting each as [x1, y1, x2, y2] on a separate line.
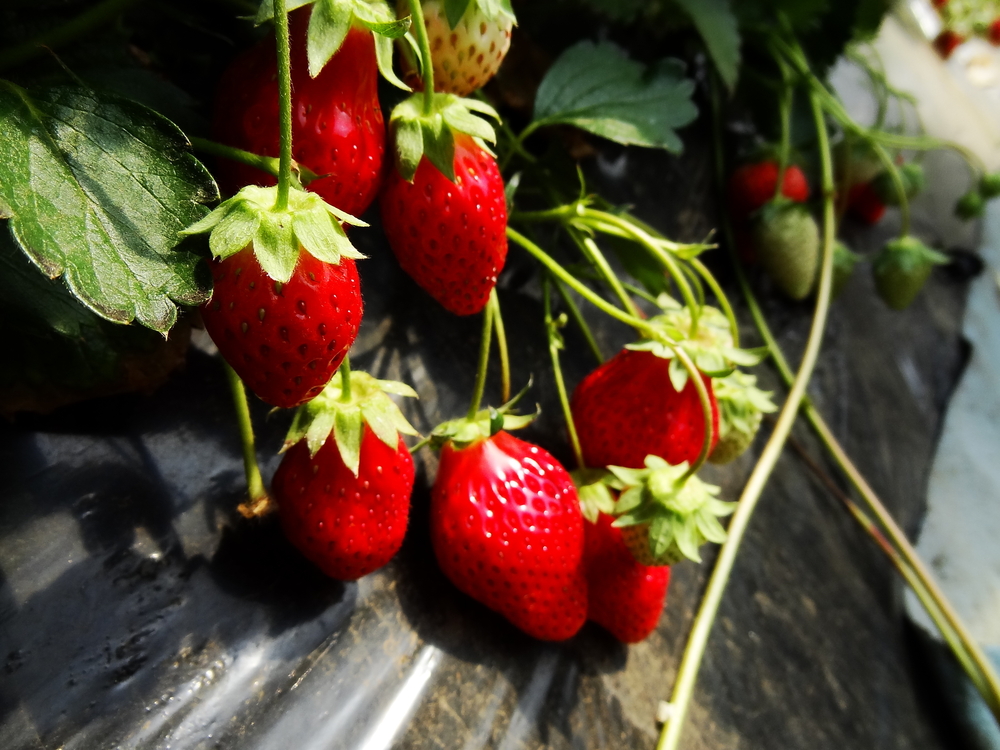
[0, 83, 216, 333]
[531, 42, 697, 153]
[671, 0, 740, 90]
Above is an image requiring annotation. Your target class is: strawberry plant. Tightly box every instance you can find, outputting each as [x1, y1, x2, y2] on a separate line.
[3, 0, 1000, 747]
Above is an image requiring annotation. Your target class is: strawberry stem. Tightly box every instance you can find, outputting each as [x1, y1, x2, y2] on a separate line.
[658, 77, 839, 750]
[488, 290, 511, 403]
[675, 345, 715, 483]
[223, 362, 273, 516]
[339, 355, 352, 402]
[407, 0, 436, 115]
[568, 227, 642, 318]
[543, 276, 585, 469]
[467, 300, 494, 420]
[273, 0, 293, 211]
[552, 278, 604, 365]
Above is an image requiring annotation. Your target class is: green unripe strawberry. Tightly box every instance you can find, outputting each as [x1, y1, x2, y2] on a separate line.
[872, 236, 949, 310]
[956, 190, 985, 219]
[751, 201, 820, 301]
[708, 371, 776, 465]
[980, 172, 1000, 200]
[831, 241, 863, 299]
[872, 163, 925, 206]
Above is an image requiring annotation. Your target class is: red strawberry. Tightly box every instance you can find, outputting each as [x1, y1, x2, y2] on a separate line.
[584, 513, 670, 643]
[847, 181, 887, 225]
[274, 426, 414, 579]
[727, 161, 810, 221]
[934, 29, 964, 58]
[201, 246, 362, 408]
[571, 349, 719, 470]
[989, 20, 1000, 46]
[212, 9, 385, 216]
[379, 133, 508, 315]
[430, 430, 587, 641]
[406, 0, 515, 96]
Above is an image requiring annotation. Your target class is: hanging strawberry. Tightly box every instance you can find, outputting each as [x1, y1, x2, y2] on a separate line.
[872, 236, 949, 310]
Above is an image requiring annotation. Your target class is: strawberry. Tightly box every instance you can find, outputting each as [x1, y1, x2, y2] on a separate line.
[708, 371, 776, 465]
[934, 29, 964, 58]
[831, 240, 863, 300]
[873, 236, 948, 310]
[430, 430, 588, 641]
[212, 8, 385, 216]
[727, 161, 810, 221]
[380, 132, 508, 315]
[956, 190, 986, 219]
[405, 0, 515, 96]
[272, 369, 418, 579]
[584, 512, 670, 643]
[571, 349, 719, 470]
[847, 181, 887, 225]
[989, 20, 1000, 46]
[751, 201, 820, 300]
[981, 172, 1000, 199]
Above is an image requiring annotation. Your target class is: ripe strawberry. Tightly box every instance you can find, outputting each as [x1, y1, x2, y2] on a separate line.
[751, 201, 820, 300]
[989, 20, 1000, 46]
[430, 430, 587, 641]
[584, 513, 670, 643]
[201, 245, 362, 408]
[873, 236, 948, 310]
[272, 369, 418, 579]
[934, 29, 964, 58]
[379, 133, 508, 315]
[212, 9, 385, 216]
[727, 161, 810, 221]
[571, 349, 719, 470]
[406, 0, 514, 96]
[847, 181, 887, 225]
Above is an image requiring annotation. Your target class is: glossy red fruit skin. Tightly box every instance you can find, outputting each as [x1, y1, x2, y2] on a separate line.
[585, 513, 670, 643]
[727, 161, 810, 221]
[571, 349, 719, 470]
[201, 247, 362, 408]
[273, 428, 414, 580]
[379, 134, 508, 315]
[847, 181, 887, 225]
[212, 10, 385, 216]
[430, 431, 588, 640]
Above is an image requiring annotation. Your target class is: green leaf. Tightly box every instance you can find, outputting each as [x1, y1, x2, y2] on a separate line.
[334, 403, 364, 476]
[0, 83, 216, 333]
[531, 42, 697, 153]
[671, 0, 740, 91]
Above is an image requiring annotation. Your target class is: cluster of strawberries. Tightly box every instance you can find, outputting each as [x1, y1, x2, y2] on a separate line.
[191, 0, 768, 645]
[932, 0, 1000, 58]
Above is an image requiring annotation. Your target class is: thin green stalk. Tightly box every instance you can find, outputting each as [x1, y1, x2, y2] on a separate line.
[658, 84, 838, 750]
[339, 355, 352, 402]
[871, 144, 912, 236]
[191, 137, 282, 180]
[689, 258, 740, 348]
[553, 279, 604, 365]
[467, 301, 494, 420]
[543, 277, 585, 469]
[407, 0, 436, 114]
[568, 228, 641, 317]
[675, 345, 715, 482]
[0, 0, 137, 71]
[223, 363, 272, 517]
[489, 289, 510, 403]
[273, 0, 293, 211]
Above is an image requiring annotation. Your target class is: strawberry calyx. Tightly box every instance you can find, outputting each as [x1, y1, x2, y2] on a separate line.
[440, 0, 516, 27]
[256, 0, 412, 86]
[428, 378, 535, 450]
[571, 468, 616, 523]
[980, 172, 1000, 199]
[873, 235, 949, 310]
[282, 368, 419, 476]
[607, 456, 735, 565]
[388, 92, 499, 182]
[708, 371, 776, 465]
[181, 184, 365, 284]
[626, 296, 766, 391]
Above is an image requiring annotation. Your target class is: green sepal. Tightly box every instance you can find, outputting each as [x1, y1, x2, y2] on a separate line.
[572, 468, 617, 523]
[429, 378, 536, 450]
[956, 190, 986, 220]
[282, 369, 419, 476]
[180, 185, 365, 284]
[389, 93, 499, 183]
[872, 235, 948, 310]
[980, 172, 1000, 200]
[610, 455, 734, 565]
[709, 370, 776, 464]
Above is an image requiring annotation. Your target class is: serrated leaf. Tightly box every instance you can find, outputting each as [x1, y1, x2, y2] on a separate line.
[334, 404, 364, 475]
[672, 0, 740, 91]
[307, 0, 354, 78]
[532, 42, 697, 152]
[0, 83, 216, 333]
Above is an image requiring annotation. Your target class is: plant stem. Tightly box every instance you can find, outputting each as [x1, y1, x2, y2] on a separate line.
[658, 83, 838, 750]
[543, 277, 585, 469]
[339, 355, 352, 402]
[675, 346, 715, 482]
[273, 0, 294, 211]
[0, 0, 138, 72]
[467, 301, 494, 420]
[223, 363, 273, 518]
[553, 279, 605, 365]
[569, 228, 641, 317]
[489, 289, 510, 403]
[407, 0, 436, 114]
[689, 257, 740, 348]
[190, 137, 282, 180]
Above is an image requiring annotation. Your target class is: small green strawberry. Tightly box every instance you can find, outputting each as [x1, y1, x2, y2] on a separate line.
[751, 201, 820, 301]
[708, 371, 777, 465]
[872, 163, 925, 206]
[979, 172, 1000, 200]
[872, 236, 949, 310]
[956, 190, 985, 219]
[831, 240, 863, 299]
